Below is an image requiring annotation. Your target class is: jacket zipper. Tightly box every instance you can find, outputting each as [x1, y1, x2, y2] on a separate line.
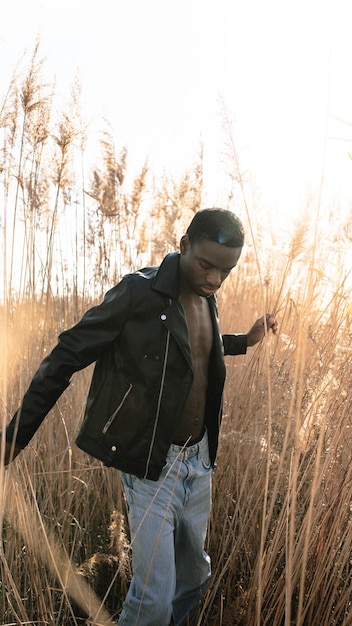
[143, 326, 171, 478]
[102, 383, 133, 434]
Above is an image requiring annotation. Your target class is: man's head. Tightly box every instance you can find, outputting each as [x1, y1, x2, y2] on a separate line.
[179, 208, 244, 298]
[186, 208, 245, 248]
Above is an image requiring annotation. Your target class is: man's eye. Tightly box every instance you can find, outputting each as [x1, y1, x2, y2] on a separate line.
[200, 263, 211, 270]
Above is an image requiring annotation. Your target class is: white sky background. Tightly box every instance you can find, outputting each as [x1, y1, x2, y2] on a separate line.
[1, 0, 352, 219]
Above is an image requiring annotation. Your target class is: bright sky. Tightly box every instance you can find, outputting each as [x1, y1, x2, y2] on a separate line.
[1, 0, 352, 217]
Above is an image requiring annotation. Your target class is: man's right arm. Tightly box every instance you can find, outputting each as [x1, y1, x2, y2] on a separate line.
[4, 278, 133, 453]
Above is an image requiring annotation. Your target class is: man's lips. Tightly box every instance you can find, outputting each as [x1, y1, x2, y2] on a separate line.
[200, 286, 218, 296]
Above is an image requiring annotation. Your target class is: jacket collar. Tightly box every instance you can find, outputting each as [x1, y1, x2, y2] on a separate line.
[152, 251, 218, 311]
[152, 252, 181, 299]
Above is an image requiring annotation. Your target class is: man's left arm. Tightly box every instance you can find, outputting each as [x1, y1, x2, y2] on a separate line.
[222, 314, 278, 355]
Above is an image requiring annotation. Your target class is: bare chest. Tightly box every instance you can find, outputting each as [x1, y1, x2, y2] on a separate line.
[181, 297, 213, 361]
[172, 295, 213, 443]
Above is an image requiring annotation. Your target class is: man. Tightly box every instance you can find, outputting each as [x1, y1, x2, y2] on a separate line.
[2, 208, 278, 625]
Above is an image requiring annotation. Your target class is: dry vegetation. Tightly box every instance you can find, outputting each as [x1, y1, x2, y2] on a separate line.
[1, 43, 352, 625]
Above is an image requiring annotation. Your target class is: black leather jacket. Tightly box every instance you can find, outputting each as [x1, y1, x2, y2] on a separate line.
[6, 252, 247, 480]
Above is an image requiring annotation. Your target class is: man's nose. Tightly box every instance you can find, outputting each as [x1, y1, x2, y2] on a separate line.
[206, 269, 222, 287]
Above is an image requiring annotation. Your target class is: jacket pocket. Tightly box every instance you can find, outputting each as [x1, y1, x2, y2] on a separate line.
[102, 383, 133, 434]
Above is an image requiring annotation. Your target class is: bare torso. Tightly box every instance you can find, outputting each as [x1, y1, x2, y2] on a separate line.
[172, 291, 213, 444]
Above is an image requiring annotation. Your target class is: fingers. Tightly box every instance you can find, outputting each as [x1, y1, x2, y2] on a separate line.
[247, 314, 278, 347]
[265, 313, 278, 334]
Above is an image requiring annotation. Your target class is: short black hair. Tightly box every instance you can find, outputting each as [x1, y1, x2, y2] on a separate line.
[186, 208, 245, 248]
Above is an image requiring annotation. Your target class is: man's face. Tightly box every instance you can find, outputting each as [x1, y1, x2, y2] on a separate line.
[179, 235, 242, 297]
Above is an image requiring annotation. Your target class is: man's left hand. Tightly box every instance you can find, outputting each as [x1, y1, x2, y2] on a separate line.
[246, 314, 278, 347]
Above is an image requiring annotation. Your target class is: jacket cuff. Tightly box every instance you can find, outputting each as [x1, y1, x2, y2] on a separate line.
[235, 333, 247, 354]
[222, 333, 247, 356]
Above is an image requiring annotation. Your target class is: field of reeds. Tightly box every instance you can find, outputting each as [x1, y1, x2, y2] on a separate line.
[1, 43, 352, 626]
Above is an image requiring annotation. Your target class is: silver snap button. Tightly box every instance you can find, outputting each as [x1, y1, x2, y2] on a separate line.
[111, 445, 117, 452]
[161, 314, 167, 320]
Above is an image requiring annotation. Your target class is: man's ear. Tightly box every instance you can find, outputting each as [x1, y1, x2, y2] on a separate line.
[180, 234, 190, 255]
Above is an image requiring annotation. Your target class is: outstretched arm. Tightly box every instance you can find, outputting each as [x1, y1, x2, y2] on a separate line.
[4, 278, 133, 452]
[246, 313, 278, 347]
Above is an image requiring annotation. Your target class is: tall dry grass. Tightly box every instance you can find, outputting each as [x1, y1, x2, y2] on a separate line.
[206, 247, 352, 626]
[1, 41, 352, 625]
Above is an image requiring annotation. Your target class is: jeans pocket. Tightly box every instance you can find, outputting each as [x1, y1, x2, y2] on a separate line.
[200, 450, 212, 470]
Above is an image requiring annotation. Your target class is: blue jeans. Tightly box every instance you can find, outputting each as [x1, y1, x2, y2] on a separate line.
[118, 430, 212, 626]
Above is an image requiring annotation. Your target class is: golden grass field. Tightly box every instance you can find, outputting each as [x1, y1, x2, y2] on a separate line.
[1, 43, 352, 625]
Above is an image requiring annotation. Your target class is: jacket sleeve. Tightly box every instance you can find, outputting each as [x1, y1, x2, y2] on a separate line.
[5, 279, 132, 449]
[222, 333, 247, 356]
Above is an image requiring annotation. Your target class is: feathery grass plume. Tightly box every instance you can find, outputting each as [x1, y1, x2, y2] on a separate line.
[150, 147, 204, 262]
[77, 510, 131, 617]
[0, 68, 20, 289]
[68, 75, 89, 305]
[7, 37, 51, 298]
[20, 89, 53, 298]
[42, 92, 81, 303]
[86, 126, 128, 291]
[88, 126, 126, 217]
[120, 160, 150, 271]
[0, 69, 20, 152]
[171, 143, 204, 218]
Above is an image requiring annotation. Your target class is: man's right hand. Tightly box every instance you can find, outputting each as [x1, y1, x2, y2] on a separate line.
[0, 437, 22, 465]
